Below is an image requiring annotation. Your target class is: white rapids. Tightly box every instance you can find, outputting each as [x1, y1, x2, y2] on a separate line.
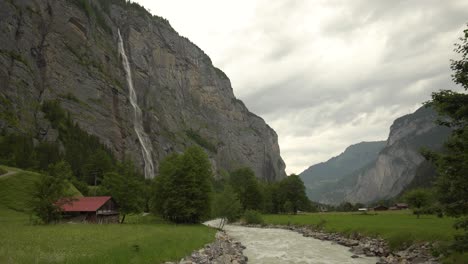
[205, 220, 378, 264]
[117, 29, 155, 179]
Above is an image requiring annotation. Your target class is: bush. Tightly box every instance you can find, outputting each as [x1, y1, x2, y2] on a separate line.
[212, 185, 242, 223]
[243, 210, 264, 225]
[185, 129, 217, 153]
[413, 204, 444, 217]
[0, 167, 7, 175]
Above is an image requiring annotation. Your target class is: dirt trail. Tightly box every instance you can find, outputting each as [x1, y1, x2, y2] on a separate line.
[0, 170, 17, 179]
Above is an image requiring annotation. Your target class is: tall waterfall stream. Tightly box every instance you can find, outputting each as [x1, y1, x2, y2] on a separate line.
[205, 220, 378, 264]
[117, 29, 155, 179]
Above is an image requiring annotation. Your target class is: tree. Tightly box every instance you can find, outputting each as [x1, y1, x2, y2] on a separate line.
[212, 185, 242, 229]
[82, 149, 113, 185]
[47, 160, 74, 179]
[35, 141, 62, 171]
[100, 171, 144, 224]
[229, 168, 263, 211]
[403, 188, 432, 218]
[29, 174, 69, 224]
[423, 24, 468, 252]
[277, 174, 309, 214]
[152, 146, 213, 223]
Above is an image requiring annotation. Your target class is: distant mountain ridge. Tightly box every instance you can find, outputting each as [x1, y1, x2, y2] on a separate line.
[345, 107, 451, 203]
[300, 107, 451, 205]
[299, 141, 386, 203]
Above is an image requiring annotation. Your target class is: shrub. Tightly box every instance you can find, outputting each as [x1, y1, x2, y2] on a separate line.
[0, 167, 7, 175]
[185, 129, 217, 153]
[212, 185, 242, 223]
[243, 210, 264, 225]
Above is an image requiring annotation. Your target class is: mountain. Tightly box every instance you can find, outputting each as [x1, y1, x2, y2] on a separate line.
[301, 107, 451, 205]
[0, 0, 286, 180]
[344, 107, 451, 203]
[299, 141, 386, 203]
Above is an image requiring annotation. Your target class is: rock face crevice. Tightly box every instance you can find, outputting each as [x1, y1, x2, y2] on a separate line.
[0, 0, 286, 180]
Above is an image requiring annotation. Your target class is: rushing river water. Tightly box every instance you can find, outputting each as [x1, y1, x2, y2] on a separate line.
[205, 220, 377, 264]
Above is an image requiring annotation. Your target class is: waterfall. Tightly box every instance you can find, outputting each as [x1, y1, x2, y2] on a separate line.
[117, 29, 155, 179]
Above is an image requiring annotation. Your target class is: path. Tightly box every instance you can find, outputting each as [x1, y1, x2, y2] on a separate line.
[0, 170, 17, 179]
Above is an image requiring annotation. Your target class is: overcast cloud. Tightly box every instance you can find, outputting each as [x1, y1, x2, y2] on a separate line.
[135, 0, 467, 174]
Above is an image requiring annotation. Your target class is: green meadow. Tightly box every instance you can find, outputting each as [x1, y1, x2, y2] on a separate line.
[0, 166, 216, 264]
[264, 212, 468, 263]
[263, 212, 459, 249]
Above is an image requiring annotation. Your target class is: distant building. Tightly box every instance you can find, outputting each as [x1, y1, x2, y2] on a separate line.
[395, 203, 409, 209]
[373, 205, 388, 211]
[358, 208, 368, 212]
[58, 196, 119, 223]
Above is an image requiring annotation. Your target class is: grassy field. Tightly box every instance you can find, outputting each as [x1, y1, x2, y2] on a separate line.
[0, 211, 216, 264]
[263, 212, 460, 249]
[0, 165, 82, 213]
[0, 166, 216, 264]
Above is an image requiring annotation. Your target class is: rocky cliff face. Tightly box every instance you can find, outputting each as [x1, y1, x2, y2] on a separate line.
[300, 107, 451, 205]
[345, 107, 451, 203]
[299, 141, 386, 203]
[0, 0, 286, 180]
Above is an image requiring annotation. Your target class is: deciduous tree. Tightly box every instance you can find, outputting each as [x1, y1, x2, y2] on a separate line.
[423, 24, 468, 252]
[29, 174, 68, 224]
[229, 168, 263, 211]
[100, 171, 144, 224]
[152, 146, 212, 223]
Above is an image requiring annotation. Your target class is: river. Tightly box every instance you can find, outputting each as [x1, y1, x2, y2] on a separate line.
[205, 220, 378, 264]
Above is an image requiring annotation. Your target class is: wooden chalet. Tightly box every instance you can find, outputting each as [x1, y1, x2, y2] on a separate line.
[395, 203, 409, 209]
[373, 205, 389, 211]
[58, 196, 119, 223]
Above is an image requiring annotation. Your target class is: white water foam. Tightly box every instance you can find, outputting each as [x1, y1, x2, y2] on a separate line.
[205, 220, 378, 264]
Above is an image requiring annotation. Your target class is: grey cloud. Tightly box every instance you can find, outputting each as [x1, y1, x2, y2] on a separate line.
[138, 0, 467, 173]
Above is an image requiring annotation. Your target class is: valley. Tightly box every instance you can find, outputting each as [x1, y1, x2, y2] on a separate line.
[0, 0, 467, 263]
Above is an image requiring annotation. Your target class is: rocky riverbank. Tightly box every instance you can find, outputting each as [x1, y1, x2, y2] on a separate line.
[165, 231, 248, 264]
[240, 224, 440, 264]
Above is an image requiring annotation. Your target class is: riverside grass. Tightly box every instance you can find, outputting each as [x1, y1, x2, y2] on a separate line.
[264, 212, 468, 263]
[0, 166, 216, 264]
[263, 212, 459, 249]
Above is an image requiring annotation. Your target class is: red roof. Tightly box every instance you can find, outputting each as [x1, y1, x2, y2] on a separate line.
[58, 196, 112, 212]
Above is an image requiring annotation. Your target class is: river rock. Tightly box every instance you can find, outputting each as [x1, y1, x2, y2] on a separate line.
[175, 231, 247, 264]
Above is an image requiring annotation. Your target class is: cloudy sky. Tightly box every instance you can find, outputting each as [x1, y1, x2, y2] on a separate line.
[135, 0, 467, 174]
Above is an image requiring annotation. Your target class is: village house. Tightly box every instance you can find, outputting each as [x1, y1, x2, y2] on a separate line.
[373, 205, 389, 211]
[395, 203, 409, 209]
[58, 196, 119, 224]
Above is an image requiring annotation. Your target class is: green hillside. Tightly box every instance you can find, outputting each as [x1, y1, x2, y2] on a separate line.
[0, 165, 82, 213]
